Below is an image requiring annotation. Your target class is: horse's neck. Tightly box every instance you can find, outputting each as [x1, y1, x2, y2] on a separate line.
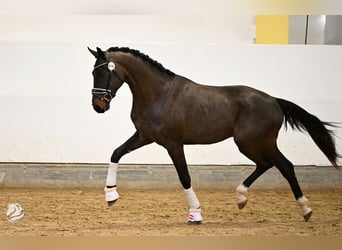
[120, 56, 171, 108]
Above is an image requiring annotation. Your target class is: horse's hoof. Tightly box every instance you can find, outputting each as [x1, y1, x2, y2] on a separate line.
[187, 220, 202, 225]
[303, 210, 313, 222]
[107, 199, 117, 207]
[237, 200, 247, 210]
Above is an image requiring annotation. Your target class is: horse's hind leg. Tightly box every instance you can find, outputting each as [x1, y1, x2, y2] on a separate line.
[236, 138, 313, 221]
[236, 162, 272, 209]
[271, 149, 313, 221]
[233, 131, 275, 209]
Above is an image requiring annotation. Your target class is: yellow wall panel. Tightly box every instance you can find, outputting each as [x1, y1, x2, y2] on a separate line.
[256, 15, 289, 44]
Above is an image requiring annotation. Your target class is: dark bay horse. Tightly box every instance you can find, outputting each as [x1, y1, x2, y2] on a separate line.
[88, 46, 340, 224]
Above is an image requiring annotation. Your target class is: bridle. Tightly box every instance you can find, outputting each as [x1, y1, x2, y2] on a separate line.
[91, 61, 124, 103]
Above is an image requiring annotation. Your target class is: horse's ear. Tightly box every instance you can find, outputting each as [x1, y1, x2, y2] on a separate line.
[88, 47, 106, 59]
[96, 47, 106, 58]
[88, 47, 98, 58]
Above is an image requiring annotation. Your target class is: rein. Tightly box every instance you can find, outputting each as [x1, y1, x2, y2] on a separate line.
[92, 61, 124, 103]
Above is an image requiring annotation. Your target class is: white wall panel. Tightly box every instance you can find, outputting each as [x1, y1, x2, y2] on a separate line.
[0, 15, 341, 165]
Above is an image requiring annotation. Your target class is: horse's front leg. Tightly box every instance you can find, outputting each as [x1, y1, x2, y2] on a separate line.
[105, 131, 151, 206]
[166, 143, 202, 224]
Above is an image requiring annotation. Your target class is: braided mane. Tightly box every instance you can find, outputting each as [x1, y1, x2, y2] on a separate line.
[107, 47, 175, 76]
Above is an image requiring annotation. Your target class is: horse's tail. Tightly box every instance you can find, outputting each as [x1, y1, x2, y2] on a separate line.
[276, 98, 340, 168]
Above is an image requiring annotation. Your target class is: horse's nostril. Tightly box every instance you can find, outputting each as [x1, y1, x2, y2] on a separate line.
[93, 104, 105, 113]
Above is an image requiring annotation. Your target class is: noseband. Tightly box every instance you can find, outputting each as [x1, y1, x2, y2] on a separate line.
[92, 61, 124, 103]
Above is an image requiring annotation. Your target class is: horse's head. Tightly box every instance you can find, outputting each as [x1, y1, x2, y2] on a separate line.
[88, 47, 124, 113]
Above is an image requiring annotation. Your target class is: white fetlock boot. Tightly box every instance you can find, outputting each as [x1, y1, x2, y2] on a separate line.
[104, 186, 119, 206]
[184, 187, 202, 224]
[236, 184, 248, 209]
[187, 208, 202, 225]
[297, 196, 313, 222]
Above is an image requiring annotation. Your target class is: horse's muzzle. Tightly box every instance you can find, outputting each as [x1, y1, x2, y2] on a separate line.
[92, 97, 110, 113]
[93, 104, 106, 113]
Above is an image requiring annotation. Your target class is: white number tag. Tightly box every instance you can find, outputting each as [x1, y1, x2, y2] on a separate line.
[108, 62, 115, 71]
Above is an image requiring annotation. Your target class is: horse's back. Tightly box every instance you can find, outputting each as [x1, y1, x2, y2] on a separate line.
[163, 79, 283, 145]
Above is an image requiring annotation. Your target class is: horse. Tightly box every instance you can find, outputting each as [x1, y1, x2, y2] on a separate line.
[88, 46, 340, 224]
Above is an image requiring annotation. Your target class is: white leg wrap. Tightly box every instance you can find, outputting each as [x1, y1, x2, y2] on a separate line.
[106, 162, 118, 187]
[297, 196, 312, 216]
[184, 187, 200, 209]
[105, 163, 119, 202]
[184, 187, 202, 223]
[236, 184, 248, 206]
